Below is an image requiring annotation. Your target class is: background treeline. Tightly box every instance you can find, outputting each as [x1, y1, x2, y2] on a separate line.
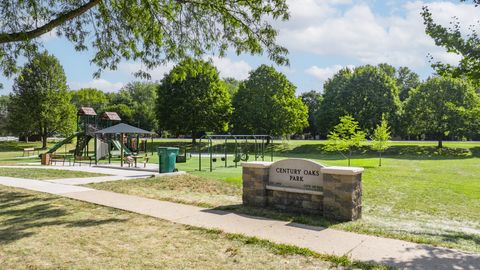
[1, 53, 479, 148]
[301, 64, 480, 148]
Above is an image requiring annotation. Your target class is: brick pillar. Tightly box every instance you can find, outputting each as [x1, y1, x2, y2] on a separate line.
[242, 162, 272, 207]
[321, 166, 363, 221]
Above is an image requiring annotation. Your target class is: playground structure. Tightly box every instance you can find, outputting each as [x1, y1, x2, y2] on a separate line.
[46, 107, 154, 166]
[198, 134, 273, 172]
[93, 123, 154, 167]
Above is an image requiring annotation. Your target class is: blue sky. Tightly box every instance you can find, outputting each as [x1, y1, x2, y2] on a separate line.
[0, 0, 478, 95]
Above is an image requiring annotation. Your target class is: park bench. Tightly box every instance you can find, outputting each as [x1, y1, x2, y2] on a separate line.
[22, 147, 38, 157]
[124, 154, 150, 168]
[50, 154, 71, 166]
[73, 156, 92, 166]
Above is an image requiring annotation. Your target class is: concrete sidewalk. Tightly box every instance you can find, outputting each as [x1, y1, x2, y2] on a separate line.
[0, 165, 185, 185]
[0, 177, 478, 269]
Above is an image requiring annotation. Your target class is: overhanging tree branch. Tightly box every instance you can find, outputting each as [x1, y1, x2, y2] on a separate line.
[0, 0, 101, 44]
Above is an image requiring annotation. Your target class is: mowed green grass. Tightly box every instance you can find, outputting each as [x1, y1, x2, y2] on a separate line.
[0, 168, 107, 180]
[0, 186, 392, 270]
[91, 139, 480, 253]
[2, 139, 480, 252]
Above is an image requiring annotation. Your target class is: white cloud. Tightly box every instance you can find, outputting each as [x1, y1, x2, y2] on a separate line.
[116, 62, 175, 81]
[206, 56, 252, 80]
[69, 79, 124, 92]
[278, 1, 478, 68]
[114, 57, 251, 81]
[305, 64, 354, 81]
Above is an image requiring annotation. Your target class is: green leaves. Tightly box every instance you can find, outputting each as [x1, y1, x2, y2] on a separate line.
[7, 51, 76, 146]
[326, 115, 366, 153]
[70, 88, 108, 112]
[157, 58, 232, 137]
[422, 3, 480, 84]
[0, 0, 289, 78]
[404, 76, 480, 146]
[317, 64, 402, 136]
[371, 115, 391, 152]
[232, 65, 308, 136]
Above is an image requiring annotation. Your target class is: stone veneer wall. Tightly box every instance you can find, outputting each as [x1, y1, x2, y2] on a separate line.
[267, 190, 323, 214]
[242, 161, 363, 221]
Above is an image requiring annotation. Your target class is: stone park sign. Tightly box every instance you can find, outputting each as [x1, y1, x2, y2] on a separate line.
[268, 159, 324, 193]
[242, 159, 363, 221]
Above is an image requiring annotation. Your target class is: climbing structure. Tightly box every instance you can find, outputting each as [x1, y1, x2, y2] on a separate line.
[47, 107, 121, 157]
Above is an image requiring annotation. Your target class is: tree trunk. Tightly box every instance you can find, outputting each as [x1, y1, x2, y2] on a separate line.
[379, 151, 382, 167]
[438, 139, 443, 148]
[348, 148, 352, 166]
[42, 134, 48, 149]
[192, 130, 197, 144]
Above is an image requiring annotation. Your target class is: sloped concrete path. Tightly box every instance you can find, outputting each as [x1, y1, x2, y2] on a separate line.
[0, 165, 184, 185]
[0, 177, 478, 269]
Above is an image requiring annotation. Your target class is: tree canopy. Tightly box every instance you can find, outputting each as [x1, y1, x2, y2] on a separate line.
[317, 65, 401, 136]
[325, 115, 366, 166]
[7, 52, 76, 148]
[422, 1, 480, 84]
[0, 95, 9, 136]
[404, 77, 480, 148]
[70, 88, 108, 112]
[223, 77, 242, 97]
[0, 0, 289, 79]
[300, 90, 323, 138]
[396, 67, 420, 101]
[110, 82, 159, 132]
[232, 65, 308, 136]
[157, 58, 232, 140]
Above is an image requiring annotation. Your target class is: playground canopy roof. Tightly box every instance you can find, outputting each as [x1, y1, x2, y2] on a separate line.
[100, 112, 121, 121]
[94, 123, 155, 135]
[78, 107, 97, 116]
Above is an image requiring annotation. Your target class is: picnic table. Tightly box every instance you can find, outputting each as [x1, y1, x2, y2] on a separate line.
[125, 155, 150, 168]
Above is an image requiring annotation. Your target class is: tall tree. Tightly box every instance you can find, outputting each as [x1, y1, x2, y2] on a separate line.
[7, 52, 76, 148]
[422, 1, 480, 84]
[300, 90, 323, 138]
[404, 77, 480, 148]
[232, 65, 308, 136]
[223, 77, 242, 97]
[317, 65, 401, 136]
[0, 1, 289, 78]
[70, 88, 108, 111]
[0, 95, 9, 135]
[109, 82, 159, 132]
[157, 58, 232, 142]
[396, 67, 420, 101]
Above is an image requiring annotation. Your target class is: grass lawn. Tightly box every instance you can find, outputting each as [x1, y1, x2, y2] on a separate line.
[0, 168, 107, 180]
[89, 140, 480, 253]
[2, 139, 480, 253]
[0, 185, 390, 270]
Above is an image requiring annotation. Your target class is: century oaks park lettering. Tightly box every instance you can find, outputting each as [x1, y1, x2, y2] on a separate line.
[275, 167, 321, 181]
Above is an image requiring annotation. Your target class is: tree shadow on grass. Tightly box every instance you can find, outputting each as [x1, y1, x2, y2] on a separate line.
[408, 230, 480, 251]
[0, 190, 128, 244]
[276, 145, 480, 161]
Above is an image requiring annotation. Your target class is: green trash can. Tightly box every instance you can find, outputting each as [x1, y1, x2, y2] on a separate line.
[157, 147, 179, 173]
